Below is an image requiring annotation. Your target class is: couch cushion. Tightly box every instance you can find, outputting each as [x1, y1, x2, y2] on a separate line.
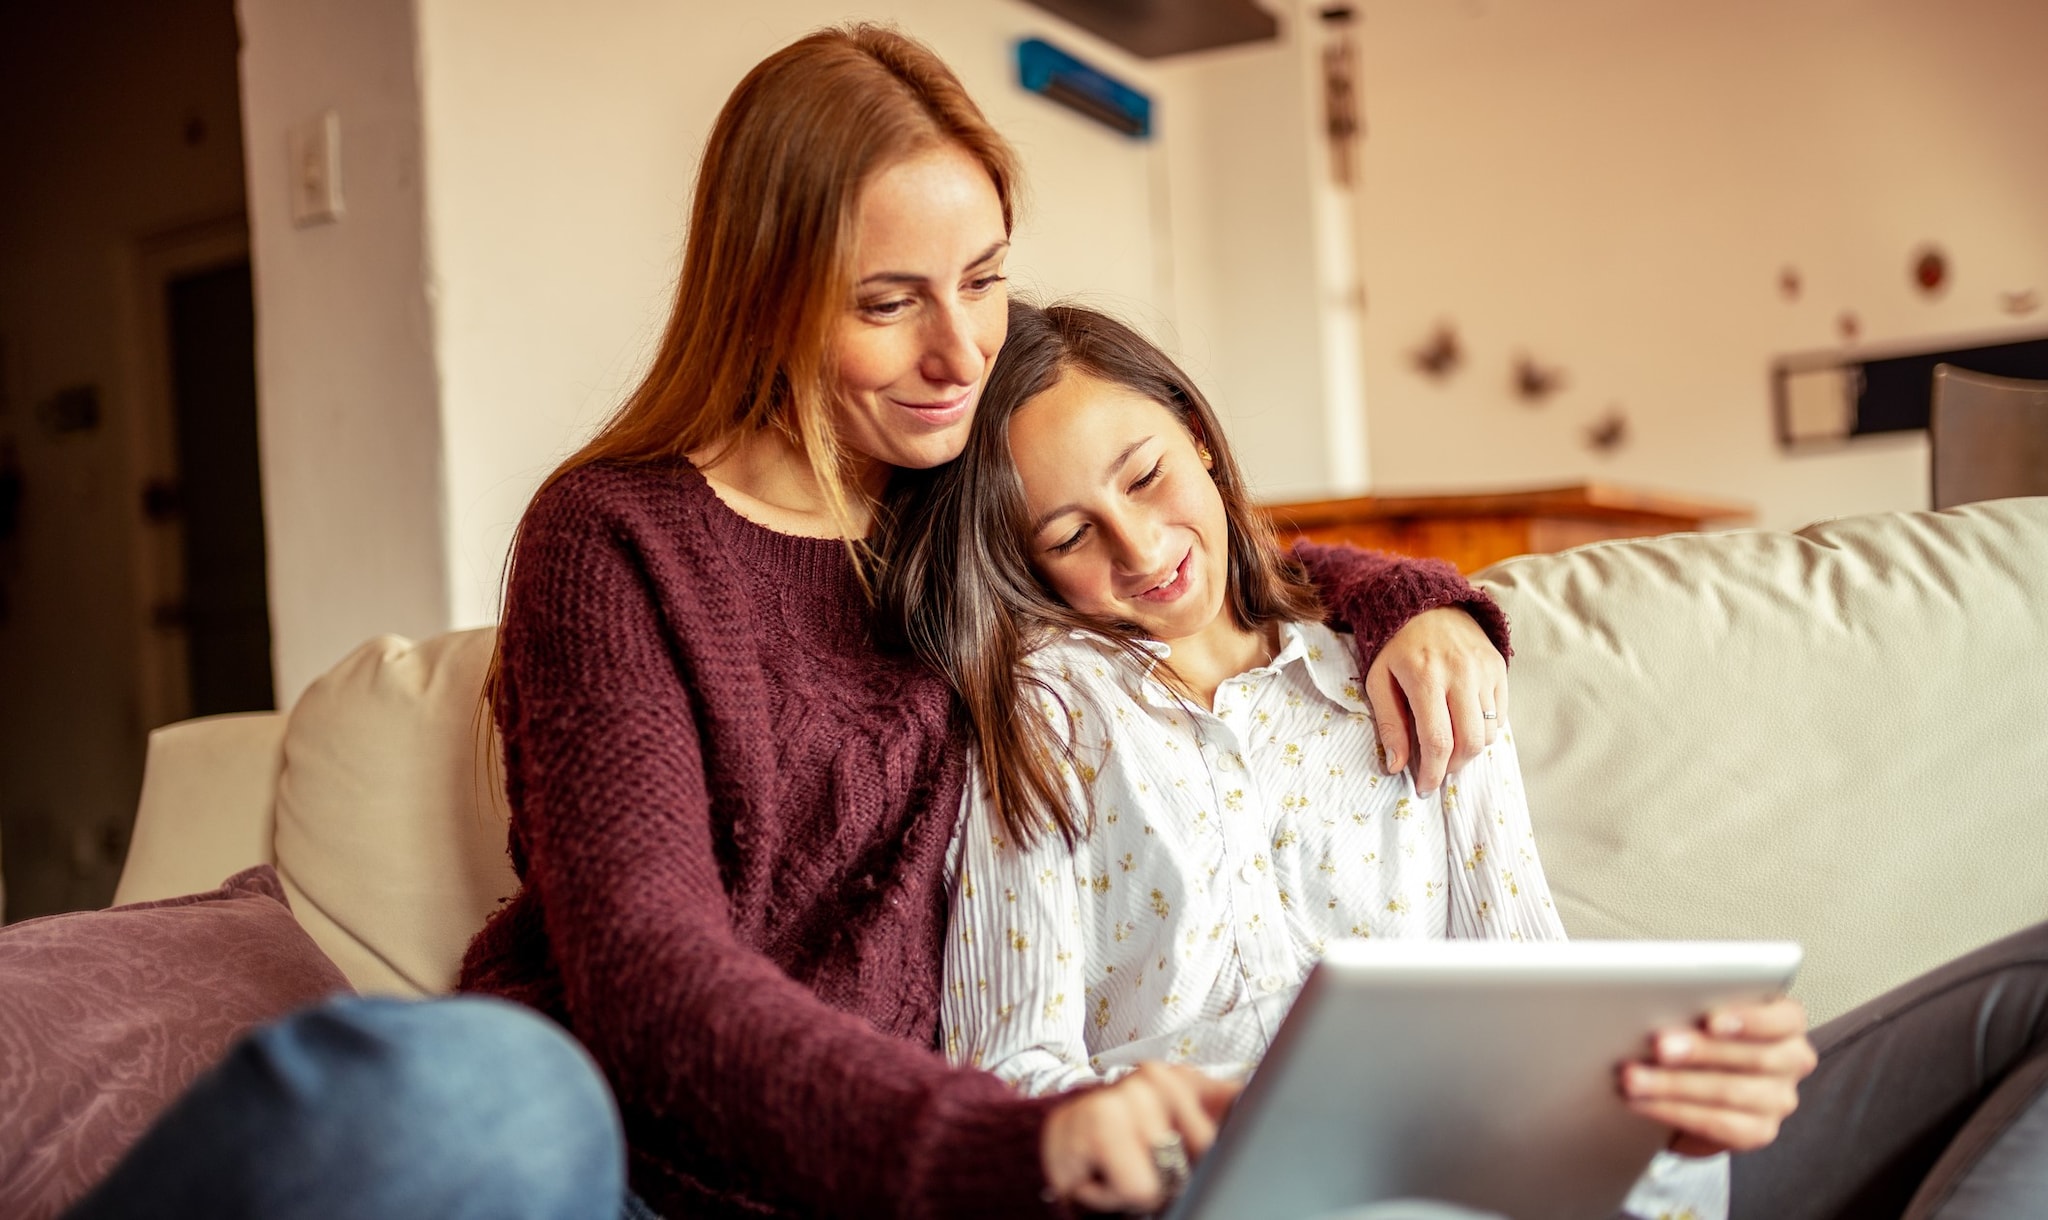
[273, 627, 518, 995]
[0, 865, 352, 1220]
[1478, 497, 2048, 1025]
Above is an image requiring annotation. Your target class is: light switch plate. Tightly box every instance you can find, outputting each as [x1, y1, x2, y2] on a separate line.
[288, 110, 344, 227]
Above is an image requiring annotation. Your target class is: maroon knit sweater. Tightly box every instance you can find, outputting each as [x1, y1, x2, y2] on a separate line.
[458, 457, 1508, 1220]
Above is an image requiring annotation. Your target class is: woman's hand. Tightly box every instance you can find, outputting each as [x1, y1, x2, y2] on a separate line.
[1621, 996, 1819, 1156]
[1041, 1062, 1241, 1213]
[1366, 607, 1510, 795]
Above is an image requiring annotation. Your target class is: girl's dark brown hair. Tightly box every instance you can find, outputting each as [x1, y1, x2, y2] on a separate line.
[481, 24, 1019, 720]
[879, 299, 1322, 848]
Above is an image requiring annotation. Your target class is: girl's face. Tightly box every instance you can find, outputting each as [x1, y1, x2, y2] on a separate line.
[832, 143, 1010, 484]
[1009, 370, 1235, 648]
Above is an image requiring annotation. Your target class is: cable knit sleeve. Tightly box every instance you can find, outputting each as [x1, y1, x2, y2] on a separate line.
[1290, 542, 1512, 672]
[479, 473, 1061, 1220]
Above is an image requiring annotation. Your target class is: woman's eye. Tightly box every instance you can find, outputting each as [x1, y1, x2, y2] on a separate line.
[860, 297, 913, 319]
[1130, 460, 1165, 492]
[1049, 524, 1089, 555]
[967, 272, 1008, 293]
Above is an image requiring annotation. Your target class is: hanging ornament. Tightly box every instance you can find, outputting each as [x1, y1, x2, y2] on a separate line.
[1512, 353, 1567, 403]
[1319, 7, 1362, 187]
[1410, 323, 1463, 380]
[1585, 408, 1629, 454]
[1911, 245, 1948, 297]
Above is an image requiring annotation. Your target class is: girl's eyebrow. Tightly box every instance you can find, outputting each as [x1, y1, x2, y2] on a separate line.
[1029, 436, 1153, 535]
[858, 239, 1010, 288]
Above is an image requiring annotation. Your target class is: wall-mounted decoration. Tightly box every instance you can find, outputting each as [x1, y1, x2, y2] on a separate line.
[1778, 266, 1802, 302]
[36, 384, 100, 436]
[1016, 38, 1152, 138]
[1912, 245, 1948, 297]
[1410, 323, 1463, 380]
[1837, 311, 1861, 344]
[1512, 353, 1567, 403]
[1773, 330, 2048, 449]
[1585, 408, 1629, 454]
[2002, 290, 2040, 317]
[1320, 6, 1361, 186]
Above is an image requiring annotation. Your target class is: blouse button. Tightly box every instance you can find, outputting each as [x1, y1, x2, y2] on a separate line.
[1238, 862, 1260, 884]
[1259, 974, 1286, 994]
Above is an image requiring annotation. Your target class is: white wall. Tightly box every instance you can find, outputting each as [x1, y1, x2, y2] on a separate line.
[240, 0, 452, 702]
[1155, 13, 1370, 502]
[1352, 0, 2048, 529]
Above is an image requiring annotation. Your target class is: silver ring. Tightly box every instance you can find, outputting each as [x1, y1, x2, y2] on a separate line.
[1482, 710, 1499, 721]
[1150, 1131, 1191, 1197]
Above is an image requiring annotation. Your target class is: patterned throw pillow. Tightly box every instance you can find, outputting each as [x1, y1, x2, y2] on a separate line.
[0, 865, 352, 1219]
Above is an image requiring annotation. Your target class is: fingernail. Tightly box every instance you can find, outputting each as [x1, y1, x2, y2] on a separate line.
[1658, 1033, 1693, 1062]
[1709, 1012, 1743, 1037]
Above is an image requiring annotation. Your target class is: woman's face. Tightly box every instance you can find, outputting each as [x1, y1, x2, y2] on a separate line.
[832, 143, 1010, 482]
[1009, 370, 1235, 648]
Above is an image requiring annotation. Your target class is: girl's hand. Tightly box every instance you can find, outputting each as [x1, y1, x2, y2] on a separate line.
[1041, 1062, 1241, 1213]
[1367, 607, 1510, 795]
[1621, 996, 1819, 1156]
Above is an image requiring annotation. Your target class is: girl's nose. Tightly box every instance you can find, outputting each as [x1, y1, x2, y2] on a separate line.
[1105, 513, 1172, 580]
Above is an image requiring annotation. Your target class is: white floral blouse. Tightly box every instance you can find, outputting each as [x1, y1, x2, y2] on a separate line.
[939, 620, 1726, 1220]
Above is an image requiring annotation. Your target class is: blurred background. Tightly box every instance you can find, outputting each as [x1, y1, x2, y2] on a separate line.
[3, 0, 2044, 919]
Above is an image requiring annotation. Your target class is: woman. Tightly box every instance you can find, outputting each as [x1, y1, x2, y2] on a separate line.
[453, 23, 1514, 1220]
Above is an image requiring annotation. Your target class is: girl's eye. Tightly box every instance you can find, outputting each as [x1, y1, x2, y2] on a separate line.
[1049, 524, 1090, 555]
[967, 272, 1008, 293]
[1130, 460, 1165, 492]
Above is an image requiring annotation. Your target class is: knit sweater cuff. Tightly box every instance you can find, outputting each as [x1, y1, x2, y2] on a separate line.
[1291, 541, 1513, 670]
[907, 1086, 1068, 1220]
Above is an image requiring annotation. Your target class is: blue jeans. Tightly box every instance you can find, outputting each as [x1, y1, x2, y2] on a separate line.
[64, 995, 627, 1220]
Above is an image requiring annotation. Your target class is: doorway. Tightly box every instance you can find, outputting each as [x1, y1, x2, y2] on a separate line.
[129, 219, 275, 728]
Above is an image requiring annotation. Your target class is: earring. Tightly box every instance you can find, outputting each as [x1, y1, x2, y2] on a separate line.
[1195, 442, 1214, 467]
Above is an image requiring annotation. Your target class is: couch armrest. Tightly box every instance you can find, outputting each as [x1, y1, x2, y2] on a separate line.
[114, 712, 287, 906]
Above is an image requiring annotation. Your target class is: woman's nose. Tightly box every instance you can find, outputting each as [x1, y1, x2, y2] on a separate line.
[920, 302, 985, 387]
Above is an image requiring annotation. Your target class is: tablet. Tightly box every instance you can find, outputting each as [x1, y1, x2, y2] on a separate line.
[1167, 939, 1803, 1220]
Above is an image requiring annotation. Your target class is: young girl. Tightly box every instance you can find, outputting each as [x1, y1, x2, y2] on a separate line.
[881, 300, 1798, 1219]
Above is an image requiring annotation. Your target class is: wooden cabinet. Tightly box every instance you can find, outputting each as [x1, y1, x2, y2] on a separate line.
[1262, 482, 1754, 573]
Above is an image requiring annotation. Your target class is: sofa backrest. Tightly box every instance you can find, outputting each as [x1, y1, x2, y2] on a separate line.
[1479, 497, 2048, 1024]
[115, 499, 2048, 1020]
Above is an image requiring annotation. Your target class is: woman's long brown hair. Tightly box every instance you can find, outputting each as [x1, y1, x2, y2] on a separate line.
[481, 24, 1019, 720]
[879, 300, 1324, 849]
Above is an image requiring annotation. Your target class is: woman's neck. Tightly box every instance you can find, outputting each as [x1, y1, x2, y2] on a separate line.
[691, 430, 887, 539]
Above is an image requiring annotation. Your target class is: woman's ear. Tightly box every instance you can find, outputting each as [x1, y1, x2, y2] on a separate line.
[1188, 423, 1215, 471]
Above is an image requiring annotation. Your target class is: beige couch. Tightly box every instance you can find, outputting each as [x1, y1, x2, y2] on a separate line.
[112, 498, 2048, 1026]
